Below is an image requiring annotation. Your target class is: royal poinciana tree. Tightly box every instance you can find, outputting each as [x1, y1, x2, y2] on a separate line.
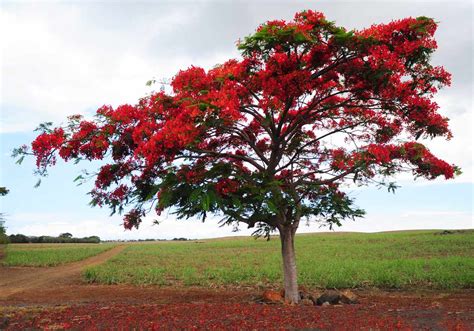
[15, 11, 458, 303]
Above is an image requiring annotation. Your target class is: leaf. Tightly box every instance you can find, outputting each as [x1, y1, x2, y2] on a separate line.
[146, 79, 156, 86]
[144, 185, 160, 201]
[387, 182, 400, 194]
[34, 122, 53, 133]
[267, 200, 278, 214]
[189, 188, 202, 202]
[232, 197, 242, 208]
[15, 156, 25, 165]
[158, 190, 172, 208]
[73, 175, 84, 182]
[34, 179, 41, 188]
[201, 192, 211, 211]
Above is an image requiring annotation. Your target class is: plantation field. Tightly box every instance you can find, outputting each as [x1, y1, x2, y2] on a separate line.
[83, 230, 474, 289]
[3, 243, 117, 267]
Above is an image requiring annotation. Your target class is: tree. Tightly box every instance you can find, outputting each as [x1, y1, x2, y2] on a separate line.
[14, 11, 458, 303]
[59, 232, 73, 238]
[9, 234, 29, 244]
[0, 187, 9, 244]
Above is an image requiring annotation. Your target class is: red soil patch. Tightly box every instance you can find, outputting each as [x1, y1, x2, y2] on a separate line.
[1, 288, 473, 330]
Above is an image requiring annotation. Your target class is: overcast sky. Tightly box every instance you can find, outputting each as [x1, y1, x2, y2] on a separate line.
[1, 0, 472, 240]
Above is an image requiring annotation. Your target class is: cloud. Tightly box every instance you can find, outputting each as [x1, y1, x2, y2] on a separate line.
[3, 1, 470, 127]
[0, 2, 236, 133]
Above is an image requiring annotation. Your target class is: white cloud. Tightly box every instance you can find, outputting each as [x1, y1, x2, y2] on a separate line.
[0, 3, 235, 133]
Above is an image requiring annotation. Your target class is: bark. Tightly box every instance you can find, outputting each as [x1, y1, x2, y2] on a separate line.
[279, 225, 299, 304]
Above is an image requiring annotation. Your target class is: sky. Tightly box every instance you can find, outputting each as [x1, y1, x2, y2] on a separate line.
[0, 0, 472, 240]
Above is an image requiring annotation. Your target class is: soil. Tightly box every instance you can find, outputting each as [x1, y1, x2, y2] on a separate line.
[1, 246, 473, 329]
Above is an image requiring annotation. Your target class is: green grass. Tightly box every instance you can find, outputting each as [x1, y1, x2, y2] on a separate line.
[83, 230, 474, 289]
[3, 243, 117, 266]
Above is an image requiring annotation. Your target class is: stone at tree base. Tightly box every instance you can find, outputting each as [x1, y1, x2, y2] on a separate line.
[316, 290, 342, 305]
[262, 289, 357, 306]
[262, 290, 283, 303]
[316, 290, 359, 305]
[340, 290, 358, 304]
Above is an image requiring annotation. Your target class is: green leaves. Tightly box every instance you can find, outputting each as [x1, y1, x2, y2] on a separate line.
[34, 179, 42, 188]
[239, 22, 314, 58]
[201, 191, 211, 211]
[34, 122, 54, 133]
[145, 79, 156, 86]
[266, 200, 278, 214]
[157, 189, 172, 209]
[15, 155, 25, 165]
[331, 27, 355, 45]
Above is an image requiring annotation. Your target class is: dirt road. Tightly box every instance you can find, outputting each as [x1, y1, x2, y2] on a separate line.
[0, 245, 125, 300]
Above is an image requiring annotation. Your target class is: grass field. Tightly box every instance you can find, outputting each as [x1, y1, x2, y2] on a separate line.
[3, 243, 117, 266]
[83, 230, 474, 289]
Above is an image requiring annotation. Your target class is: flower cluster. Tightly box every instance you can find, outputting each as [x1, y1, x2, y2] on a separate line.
[215, 178, 240, 196]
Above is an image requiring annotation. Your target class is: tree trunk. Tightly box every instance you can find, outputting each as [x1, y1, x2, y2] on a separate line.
[279, 225, 299, 304]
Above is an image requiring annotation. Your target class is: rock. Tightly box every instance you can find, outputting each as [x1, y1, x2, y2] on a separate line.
[300, 298, 314, 306]
[321, 302, 331, 307]
[315, 290, 359, 305]
[316, 290, 342, 305]
[262, 290, 283, 303]
[309, 290, 322, 304]
[340, 290, 358, 304]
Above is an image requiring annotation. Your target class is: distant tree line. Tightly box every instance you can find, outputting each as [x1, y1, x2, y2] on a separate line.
[102, 238, 196, 242]
[0, 222, 7, 244]
[8, 233, 101, 244]
[0, 187, 9, 244]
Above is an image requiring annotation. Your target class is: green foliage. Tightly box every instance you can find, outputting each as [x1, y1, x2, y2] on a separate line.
[238, 18, 339, 59]
[59, 232, 73, 238]
[0, 186, 9, 244]
[33, 121, 54, 133]
[151, 165, 364, 239]
[84, 231, 474, 289]
[0, 224, 9, 244]
[0, 187, 9, 196]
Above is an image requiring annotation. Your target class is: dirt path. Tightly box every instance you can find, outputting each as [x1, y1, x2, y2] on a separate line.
[0, 245, 125, 300]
